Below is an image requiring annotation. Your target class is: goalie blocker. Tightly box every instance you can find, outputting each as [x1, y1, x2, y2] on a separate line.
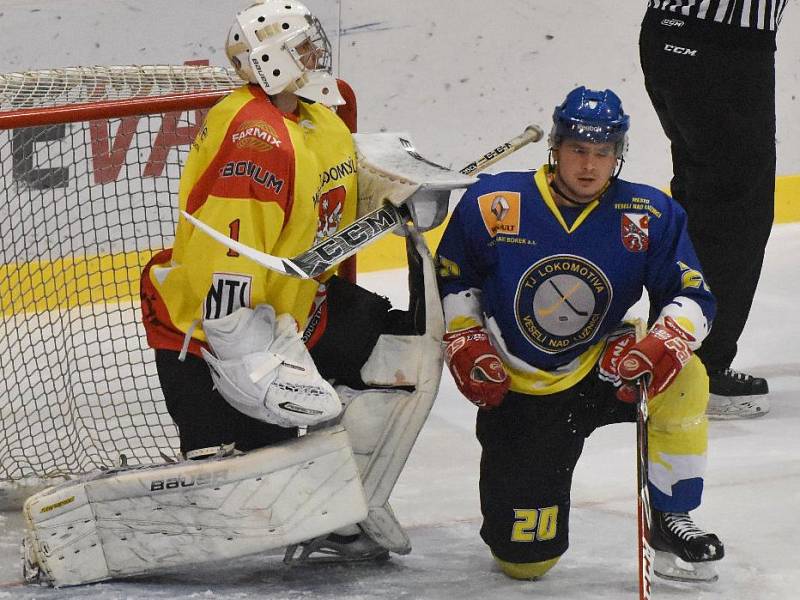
[22, 225, 444, 586]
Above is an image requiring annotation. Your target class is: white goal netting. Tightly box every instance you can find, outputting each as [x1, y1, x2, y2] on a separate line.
[0, 65, 242, 496]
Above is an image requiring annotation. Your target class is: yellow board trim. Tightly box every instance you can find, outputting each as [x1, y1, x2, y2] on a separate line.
[775, 174, 800, 224]
[0, 250, 154, 317]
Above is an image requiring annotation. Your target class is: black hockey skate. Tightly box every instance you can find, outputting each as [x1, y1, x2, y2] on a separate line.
[650, 510, 724, 582]
[707, 367, 769, 419]
[283, 529, 390, 565]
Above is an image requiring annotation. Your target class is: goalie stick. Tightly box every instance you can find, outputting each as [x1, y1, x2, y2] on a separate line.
[637, 378, 655, 600]
[181, 125, 544, 279]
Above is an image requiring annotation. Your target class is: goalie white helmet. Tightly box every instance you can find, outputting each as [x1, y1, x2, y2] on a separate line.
[225, 0, 345, 106]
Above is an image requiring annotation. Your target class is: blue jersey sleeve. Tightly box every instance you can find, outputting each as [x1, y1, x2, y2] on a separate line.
[435, 177, 496, 298]
[644, 191, 716, 328]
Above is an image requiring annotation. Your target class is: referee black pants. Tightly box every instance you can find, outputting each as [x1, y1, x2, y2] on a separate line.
[639, 19, 776, 372]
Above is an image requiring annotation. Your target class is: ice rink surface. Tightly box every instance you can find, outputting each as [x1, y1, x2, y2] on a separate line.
[1, 223, 798, 600]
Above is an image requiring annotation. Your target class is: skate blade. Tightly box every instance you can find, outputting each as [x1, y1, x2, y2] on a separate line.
[283, 541, 389, 566]
[653, 550, 718, 583]
[707, 395, 769, 420]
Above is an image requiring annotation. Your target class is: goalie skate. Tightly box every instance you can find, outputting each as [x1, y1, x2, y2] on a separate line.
[283, 528, 389, 565]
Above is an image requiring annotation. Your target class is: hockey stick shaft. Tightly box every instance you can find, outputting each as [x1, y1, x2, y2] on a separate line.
[182, 124, 544, 279]
[636, 379, 655, 600]
[459, 125, 544, 175]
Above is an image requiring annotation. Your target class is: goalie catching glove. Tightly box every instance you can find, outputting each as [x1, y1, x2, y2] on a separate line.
[201, 304, 341, 428]
[615, 316, 695, 402]
[353, 132, 477, 230]
[443, 326, 509, 409]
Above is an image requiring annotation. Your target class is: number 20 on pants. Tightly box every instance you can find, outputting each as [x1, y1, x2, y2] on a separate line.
[511, 506, 559, 542]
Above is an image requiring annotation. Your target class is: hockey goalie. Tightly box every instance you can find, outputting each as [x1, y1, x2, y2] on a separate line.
[21, 0, 475, 587]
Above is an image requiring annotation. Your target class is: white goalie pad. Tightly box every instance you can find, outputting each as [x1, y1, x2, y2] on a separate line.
[354, 132, 477, 231]
[22, 427, 367, 587]
[201, 304, 342, 428]
[336, 226, 446, 553]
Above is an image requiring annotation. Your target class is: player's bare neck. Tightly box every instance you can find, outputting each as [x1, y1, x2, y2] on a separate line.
[270, 91, 300, 115]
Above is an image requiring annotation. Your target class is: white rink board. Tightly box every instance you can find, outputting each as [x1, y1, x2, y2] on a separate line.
[1, 1, 797, 185]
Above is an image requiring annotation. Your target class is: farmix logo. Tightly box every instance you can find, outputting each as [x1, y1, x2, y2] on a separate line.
[231, 120, 282, 151]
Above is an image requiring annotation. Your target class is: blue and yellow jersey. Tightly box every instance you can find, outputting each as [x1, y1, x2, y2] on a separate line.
[142, 84, 357, 356]
[436, 165, 715, 395]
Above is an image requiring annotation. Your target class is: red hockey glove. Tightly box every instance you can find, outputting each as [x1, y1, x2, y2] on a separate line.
[616, 316, 695, 403]
[597, 325, 637, 387]
[443, 326, 509, 409]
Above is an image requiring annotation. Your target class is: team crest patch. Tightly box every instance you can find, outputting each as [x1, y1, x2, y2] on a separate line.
[621, 212, 649, 252]
[231, 120, 282, 152]
[478, 191, 521, 237]
[315, 187, 345, 242]
[515, 255, 612, 354]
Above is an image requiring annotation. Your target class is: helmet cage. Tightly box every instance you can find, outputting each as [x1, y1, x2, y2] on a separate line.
[256, 14, 333, 77]
[284, 15, 333, 75]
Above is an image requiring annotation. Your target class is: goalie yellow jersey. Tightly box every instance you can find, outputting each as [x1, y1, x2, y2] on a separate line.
[141, 84, 358, 357]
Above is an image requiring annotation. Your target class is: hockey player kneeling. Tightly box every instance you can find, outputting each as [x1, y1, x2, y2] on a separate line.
[23, 244, 443, 588]
[436, 86, 724, 585]
[22, 218, 445, 587]
[21, 0, 456, 589]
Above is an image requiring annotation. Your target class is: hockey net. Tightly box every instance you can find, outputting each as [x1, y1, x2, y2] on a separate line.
[0, 64, 244, 505]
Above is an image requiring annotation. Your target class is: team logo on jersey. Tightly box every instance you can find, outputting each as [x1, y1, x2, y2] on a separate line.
[621, 212, 649, 252]
[677, 261, 709, 291]
[315, 186, 345, 243]
[515, 255, 612, 354]
[478, 191, 521, 237]
[231, 120, 282, 152]
[203, 273, 252, 320]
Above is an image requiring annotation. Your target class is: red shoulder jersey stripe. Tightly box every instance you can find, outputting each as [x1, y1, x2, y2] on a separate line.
[185, 86, 295, 221]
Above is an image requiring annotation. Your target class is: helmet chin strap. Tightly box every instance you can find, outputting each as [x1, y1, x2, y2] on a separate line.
[549, 176, 598, 207]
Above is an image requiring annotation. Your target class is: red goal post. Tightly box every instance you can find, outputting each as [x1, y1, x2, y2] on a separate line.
[0, 64, 356, 506]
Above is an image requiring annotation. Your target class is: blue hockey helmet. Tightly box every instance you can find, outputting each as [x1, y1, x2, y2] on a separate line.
[549, 86, 630, 157]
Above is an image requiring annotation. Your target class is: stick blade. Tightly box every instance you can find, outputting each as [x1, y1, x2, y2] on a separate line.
[180, 211, 312, 279]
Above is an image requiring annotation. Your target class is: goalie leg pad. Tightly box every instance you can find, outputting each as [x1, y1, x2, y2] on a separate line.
[22, 427, 367, 587]
[337, 227, 446, 554]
